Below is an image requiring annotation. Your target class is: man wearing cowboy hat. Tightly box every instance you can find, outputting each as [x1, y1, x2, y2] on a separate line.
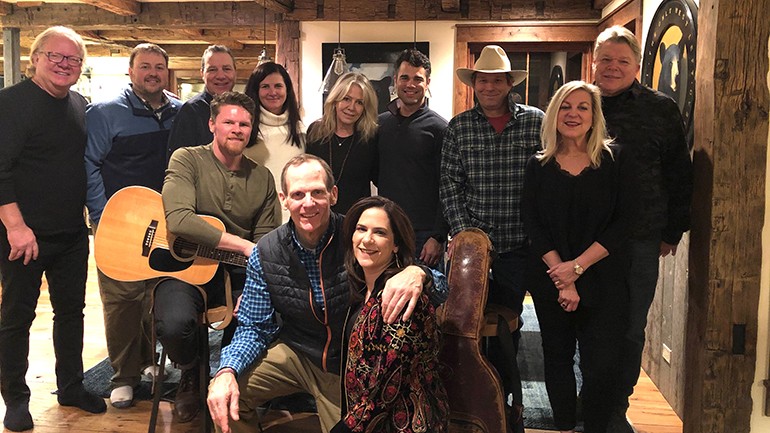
[439, 44, 543, 432]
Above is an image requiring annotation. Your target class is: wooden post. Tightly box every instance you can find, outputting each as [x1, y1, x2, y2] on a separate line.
[276, 19, 301, 104]
[3, 27, 22, 86]
[685, 1, 770, 432]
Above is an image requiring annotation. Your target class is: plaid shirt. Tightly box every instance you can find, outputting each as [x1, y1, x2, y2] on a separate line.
[440, 100, 543, 254]
[219, 224, 332, 376]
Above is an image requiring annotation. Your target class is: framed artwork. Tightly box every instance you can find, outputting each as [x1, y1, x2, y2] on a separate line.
[321, 42, 430, 114]
[641, 0, 697, 148]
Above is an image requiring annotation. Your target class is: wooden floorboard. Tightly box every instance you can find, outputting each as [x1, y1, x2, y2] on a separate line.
[0, 237, 682, 433]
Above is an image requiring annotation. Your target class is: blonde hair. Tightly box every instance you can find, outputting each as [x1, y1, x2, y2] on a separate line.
[594, 25, 641, 65]
[28, 26, 87, 77]
[308, 72, 378, 143]
[538, 81, 612, 168]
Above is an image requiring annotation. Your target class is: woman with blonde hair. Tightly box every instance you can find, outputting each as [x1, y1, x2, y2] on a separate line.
[307, 72, 379, 214]
[522, 81, 630, 433]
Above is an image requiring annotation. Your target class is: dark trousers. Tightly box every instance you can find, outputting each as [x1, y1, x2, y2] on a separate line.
[153, 265, 244, 368]
[485, 246, 528, 404]
[617, 238, 661, 407]
[414, 230, 445, 272]
[531, 288, 626, 433]
[0, 229, 89, 406]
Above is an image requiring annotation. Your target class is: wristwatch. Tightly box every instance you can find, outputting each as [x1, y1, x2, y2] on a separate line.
[573, 260, 584, 276]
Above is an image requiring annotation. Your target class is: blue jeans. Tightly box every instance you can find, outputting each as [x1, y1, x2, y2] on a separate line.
[617, 238, 661, 407]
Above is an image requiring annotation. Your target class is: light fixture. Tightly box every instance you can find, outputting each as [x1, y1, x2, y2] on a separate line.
[257, 2, 273, 65]
[320, 0, 348, 93]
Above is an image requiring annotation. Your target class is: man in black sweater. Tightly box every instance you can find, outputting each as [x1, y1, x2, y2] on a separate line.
[0, 26, 106, 432]
[376, 49, 448, 269]
[593, 26, 693, 432]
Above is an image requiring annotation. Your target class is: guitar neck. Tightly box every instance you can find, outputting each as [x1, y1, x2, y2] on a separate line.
[197, 246, 248, 268]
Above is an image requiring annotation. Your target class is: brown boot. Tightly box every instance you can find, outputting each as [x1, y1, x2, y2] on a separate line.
[173, 363, 200, 423]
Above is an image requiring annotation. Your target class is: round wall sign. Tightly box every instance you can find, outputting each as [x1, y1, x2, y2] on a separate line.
[641, 0, 697, 148]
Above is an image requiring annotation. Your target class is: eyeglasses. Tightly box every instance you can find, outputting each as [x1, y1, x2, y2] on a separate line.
[41, 51, 83, 67]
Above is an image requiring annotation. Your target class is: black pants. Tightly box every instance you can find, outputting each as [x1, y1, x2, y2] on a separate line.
[0, 229, 89, 406]
[153, 265, 244, 368]
[485, 246, 528, 405]
[530, 287, 626, 433]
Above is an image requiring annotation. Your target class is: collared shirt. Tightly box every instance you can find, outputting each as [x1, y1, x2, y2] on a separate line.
[219, 222, 334, 376]
[440, 98, 543, 254]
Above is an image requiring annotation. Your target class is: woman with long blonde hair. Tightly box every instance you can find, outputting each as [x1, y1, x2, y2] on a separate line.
[307, 72, 379, 214]
[522, 81, 630, 433]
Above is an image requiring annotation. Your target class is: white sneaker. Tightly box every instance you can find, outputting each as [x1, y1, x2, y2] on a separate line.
[142, 365, 165, 382]
[110, 385, 133, 409]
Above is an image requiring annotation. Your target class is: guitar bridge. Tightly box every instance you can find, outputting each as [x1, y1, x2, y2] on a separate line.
[143, 220, 158, 257]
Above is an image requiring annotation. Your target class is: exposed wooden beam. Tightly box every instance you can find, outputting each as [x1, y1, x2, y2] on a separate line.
[256, 0, 294, 14]
[158, 44, 265, 58]
[94, 29, 274, 45]
[1, 2, 277, 31]
[441, 0, 460, 12]
[79, 0, 140, 16]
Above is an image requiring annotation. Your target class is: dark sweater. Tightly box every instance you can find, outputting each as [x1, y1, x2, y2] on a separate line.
[377, 99, 449, 241]
[306, 121, 377, 214]
[166, 91, 214, 161]
[522, 149, 630, 306]
[0, 79, 88, 235]
[602, 80, 692, 244]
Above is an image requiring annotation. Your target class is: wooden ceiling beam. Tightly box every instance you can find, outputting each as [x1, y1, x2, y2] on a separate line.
[1, 2, 278, 30]
[0, 2, 12, 16]
[79, 0, 140, 16]
[158, 44, 265, 58]
[592, 0, 613, 9]
[255, 0, 294, 14]
[441, 0, 460, 13]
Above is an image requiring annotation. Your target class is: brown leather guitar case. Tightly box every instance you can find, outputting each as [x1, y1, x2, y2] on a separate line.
[438, 228, 508, 433]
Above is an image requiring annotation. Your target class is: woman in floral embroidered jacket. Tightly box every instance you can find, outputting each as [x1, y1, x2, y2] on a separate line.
[331, 196, 448, 433]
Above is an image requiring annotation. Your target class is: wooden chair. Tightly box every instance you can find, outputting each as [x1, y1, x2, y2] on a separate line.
[148, 272, 234, 433]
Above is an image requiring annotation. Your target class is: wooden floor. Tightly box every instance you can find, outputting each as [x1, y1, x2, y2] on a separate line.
[0, 238, 683, 433]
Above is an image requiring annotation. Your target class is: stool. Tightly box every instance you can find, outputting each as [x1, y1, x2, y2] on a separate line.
[148, 275, 234, 433]
[481, 303, 524, 433]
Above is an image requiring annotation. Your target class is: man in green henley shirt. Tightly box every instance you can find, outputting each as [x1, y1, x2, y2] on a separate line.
[154, 91, 278, 423]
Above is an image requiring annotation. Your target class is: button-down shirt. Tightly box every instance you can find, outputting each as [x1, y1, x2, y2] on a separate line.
[440, 98, 543, 254]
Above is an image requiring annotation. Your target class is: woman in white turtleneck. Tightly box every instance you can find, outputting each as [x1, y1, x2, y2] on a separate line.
[243, 62, 305, 223]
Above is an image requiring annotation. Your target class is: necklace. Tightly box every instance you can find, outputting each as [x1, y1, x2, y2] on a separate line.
[329, 134, 355, 185]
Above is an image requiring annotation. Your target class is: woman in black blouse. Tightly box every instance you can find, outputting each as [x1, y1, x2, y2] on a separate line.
[522, 81, 629, 433]
[306, 72, 378, 214]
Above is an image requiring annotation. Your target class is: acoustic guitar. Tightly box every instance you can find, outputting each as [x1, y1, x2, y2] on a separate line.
[94, 186, 247, 285]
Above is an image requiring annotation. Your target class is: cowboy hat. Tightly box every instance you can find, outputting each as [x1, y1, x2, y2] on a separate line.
[456, 45, 528, 87]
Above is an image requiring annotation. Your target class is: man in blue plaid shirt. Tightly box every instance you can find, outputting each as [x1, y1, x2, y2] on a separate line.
[440, 45, 544, 431]
[207, 154, 446, 433]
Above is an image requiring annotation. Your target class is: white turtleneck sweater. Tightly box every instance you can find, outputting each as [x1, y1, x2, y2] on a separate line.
[244, 105, 306, 223]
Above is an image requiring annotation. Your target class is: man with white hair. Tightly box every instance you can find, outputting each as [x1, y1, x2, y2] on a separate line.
[0, 26, 107, 432]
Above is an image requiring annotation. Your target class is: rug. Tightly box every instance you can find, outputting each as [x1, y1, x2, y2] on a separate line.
[84, 306, 584, 430]
[83, 330, 223, 401]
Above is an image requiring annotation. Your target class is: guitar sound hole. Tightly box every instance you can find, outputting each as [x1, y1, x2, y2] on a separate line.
[149, 249, 193, 272]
